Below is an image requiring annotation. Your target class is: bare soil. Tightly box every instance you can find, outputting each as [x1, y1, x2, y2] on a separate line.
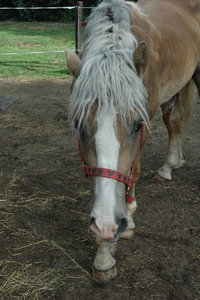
[0, 77, 199, 300]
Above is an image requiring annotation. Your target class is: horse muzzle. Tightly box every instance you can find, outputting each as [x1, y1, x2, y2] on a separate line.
[89, 216, 128, 242]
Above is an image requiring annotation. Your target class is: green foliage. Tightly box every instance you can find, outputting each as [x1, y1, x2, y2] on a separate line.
[0, 0, 99, 22]
[0, 0, 15, 20]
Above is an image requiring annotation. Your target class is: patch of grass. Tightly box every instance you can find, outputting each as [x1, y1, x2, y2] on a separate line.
[0, 22, 76, 78]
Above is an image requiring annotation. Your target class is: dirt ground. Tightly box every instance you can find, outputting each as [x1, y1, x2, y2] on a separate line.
[0, 76, 199, 300]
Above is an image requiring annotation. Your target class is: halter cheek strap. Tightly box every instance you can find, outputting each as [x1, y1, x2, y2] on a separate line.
[78, 123, 145, 204]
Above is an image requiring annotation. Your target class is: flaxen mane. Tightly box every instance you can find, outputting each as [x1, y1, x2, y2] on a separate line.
[69, 0, 149, 130]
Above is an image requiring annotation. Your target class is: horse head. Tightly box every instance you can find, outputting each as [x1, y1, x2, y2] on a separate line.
[66, 44, 149, 242]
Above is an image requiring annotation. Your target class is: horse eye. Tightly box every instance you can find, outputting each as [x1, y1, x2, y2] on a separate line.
[74, 119, 79, 129]
[74, 119, 85, 134]
[132, 121, 143, 134]
[74, 119, 82, 131]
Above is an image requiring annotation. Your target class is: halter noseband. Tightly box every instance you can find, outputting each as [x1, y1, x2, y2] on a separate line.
[78, 123, 145, 204]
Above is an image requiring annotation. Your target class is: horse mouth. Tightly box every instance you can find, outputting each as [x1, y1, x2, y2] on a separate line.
[89, 217, 128, 243]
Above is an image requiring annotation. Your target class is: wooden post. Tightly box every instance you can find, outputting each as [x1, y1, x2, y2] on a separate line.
[75, 1, 83, 56]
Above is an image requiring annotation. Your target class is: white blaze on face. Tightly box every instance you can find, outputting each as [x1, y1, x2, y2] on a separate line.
[95, 111, 119, 170]
[90, 111, 120, 239]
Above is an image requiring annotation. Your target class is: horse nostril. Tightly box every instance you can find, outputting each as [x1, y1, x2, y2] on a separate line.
[89, 217, 103, 236]
[89, 217, 95, 226]
[115, 217, 128, 237]
[89, 216, 120, 240]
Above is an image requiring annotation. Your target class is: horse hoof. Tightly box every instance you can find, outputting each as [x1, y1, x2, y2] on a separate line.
[154, 174, 166, 181]
[157, 165, 172, 180]
[92, 265, 117, 283]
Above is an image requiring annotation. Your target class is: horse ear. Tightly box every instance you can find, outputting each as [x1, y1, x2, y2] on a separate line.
[65, 49, 82, 76]
[132, 41, 149, 76]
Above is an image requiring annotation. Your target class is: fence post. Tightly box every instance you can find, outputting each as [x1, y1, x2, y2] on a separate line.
[75, 1, 83, 56]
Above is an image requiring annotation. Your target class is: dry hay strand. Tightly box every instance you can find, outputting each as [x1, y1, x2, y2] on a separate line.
[50, 240, 94, 280]
[0, 240, 93, 300]
[0, 182, 95, 299]
[0, 239, 94, 300]
[0, 259, 64, 300]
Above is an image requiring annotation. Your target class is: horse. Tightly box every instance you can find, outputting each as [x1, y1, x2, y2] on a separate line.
[66, 0, 200, 283]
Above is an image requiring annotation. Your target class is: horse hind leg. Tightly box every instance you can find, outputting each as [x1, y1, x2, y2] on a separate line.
[158, 79, 196, 180]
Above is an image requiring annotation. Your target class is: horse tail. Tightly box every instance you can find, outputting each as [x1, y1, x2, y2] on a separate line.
[179, 78, 196, 130]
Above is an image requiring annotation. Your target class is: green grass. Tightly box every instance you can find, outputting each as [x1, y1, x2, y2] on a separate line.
[0, 22, 76, 78]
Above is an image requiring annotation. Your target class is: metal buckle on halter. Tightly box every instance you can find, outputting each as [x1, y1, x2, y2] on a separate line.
[126, 186, 131, 193]
[125, 173, 135, 203]
[129, 174, 133, 181]
[126, 174, 133, 191]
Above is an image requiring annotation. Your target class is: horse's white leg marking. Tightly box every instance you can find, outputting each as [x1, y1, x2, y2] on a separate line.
[93, 241, 116, 271]
[159, 96, 186, 180]
[158, 137, 185, 180]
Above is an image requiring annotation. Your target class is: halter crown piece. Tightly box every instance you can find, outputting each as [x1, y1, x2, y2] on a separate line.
[78, 123, 145, 204]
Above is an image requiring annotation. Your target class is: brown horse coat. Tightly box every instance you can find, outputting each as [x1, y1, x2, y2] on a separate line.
[128, 0, 200, 117]
[66, 0, 200, 283]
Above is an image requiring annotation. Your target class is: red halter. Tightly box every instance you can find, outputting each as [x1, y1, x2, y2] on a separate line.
[78, 123, 145, 204]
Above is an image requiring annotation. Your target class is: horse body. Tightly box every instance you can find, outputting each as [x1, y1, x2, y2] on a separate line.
[128, 0, 200, 180]
[130, 0, 200, 106]
[66, 0, 200, 282]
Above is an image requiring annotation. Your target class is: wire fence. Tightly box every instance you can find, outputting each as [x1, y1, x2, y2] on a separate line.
[0, 6, 92, 9]
[0, 3, 91, 56]
[0, 50, 65, 56]
[0, 6, 76, 10]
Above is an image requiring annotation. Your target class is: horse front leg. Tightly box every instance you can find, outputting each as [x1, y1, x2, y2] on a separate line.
[93, 240, 117, 283]
[158, 95, 185, 180]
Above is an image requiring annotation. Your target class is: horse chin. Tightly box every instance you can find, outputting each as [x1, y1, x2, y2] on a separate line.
[95, 235, 118, 243]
